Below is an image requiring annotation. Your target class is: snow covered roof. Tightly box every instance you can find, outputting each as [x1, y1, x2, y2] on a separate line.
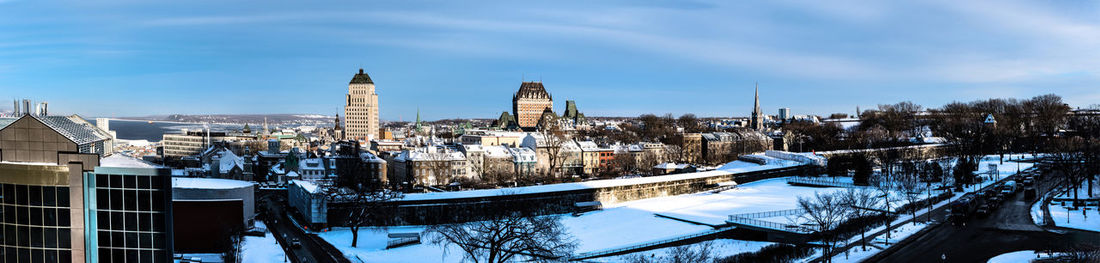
[100, 154, 159, 168]
[483, 145, 512, 158]
[291, 180, 322, 194]
[653, 163, 688, 170]
[172, 177, 255, 190]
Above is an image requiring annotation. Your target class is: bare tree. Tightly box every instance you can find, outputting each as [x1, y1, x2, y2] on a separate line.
[428, 213, 577, 263]
[894, 173, 925, 222]
[541, 126, 569, 180]
[840, 188, 879, 251]
[329, 187, 404, 247]
[798, 192, 850, 263]
[626, 241, 714, 263]
[868, 173, 896, 244]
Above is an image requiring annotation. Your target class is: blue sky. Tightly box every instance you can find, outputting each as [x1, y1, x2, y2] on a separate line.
[1, 0, 1098, 120]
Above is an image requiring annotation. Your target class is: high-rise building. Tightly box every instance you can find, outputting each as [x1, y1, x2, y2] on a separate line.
[750, 83, 764, 131]
[0, 114, 173, 263]
[344, 68, 380, 141]
[778, 108, 791, 121]
[512, 81, 553, 129]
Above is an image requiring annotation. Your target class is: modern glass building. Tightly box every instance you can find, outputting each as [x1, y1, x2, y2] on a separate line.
[0, 114, 173, 262]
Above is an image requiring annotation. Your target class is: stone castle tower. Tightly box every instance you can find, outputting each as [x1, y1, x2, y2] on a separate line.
[512, 81, 553, 129]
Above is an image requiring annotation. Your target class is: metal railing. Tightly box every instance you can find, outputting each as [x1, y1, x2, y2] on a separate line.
[730, 208, 805, 219]
[786, 177, 858, 188]
[569, 226, 737, 261]
[726, 215, 818, 234]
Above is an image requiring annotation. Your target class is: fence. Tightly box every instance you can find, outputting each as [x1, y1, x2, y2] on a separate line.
[726, 215, 818, 234]
[786, 177, 858, 188]
[730, 208, 805, 219]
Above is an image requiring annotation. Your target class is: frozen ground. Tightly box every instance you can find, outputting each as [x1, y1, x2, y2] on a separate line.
[241, 222, 288, 263]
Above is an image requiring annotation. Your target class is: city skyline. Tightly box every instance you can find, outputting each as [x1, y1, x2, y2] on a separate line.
[2, 0, 1099, 120]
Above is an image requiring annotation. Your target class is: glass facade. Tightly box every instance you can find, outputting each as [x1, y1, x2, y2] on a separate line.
[88, 171, 172, 263]
[0, 184, 74, 262]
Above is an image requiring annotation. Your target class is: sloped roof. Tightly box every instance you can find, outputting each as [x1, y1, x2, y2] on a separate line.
[514, 81, 551, 100]
[0, 115, 111, 146]
[349, 68, 373, 84]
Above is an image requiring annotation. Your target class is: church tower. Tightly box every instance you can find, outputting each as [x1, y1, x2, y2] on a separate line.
[750, 83, 764, 131]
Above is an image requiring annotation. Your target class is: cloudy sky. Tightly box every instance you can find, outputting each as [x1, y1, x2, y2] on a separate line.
[1, 0, 1098, 120]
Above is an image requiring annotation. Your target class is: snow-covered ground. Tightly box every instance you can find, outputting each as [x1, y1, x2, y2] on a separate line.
[986, 250, 1056, 263]
[654, 177, 853, 226]
[241, 222, 288, 263]
[317, 154, 1034, 263]
[318, 172, 841, 262]
[1048, 200, 1099, 232]
[600, 239, 775, 262]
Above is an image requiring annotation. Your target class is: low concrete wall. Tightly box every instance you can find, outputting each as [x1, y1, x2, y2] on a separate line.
[336, 165, 812, 226]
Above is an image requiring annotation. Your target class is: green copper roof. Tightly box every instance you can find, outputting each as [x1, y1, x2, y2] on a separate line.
[350, 68, 373, 84]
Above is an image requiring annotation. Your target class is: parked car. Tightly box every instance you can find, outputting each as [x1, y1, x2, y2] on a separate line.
[976, 204, 992, 217]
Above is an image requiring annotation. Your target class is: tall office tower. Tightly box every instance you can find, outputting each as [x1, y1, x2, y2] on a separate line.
[0, 114, 173, 262]
[512, 81, 553, 129]
[344, 68, 380, 141]
[778, 108, 791, 121]
[750, 83, 764, 131]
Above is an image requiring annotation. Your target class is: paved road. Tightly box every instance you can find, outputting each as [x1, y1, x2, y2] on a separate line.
[259, 194, 336, 263]
[869, 169, 1100, 263]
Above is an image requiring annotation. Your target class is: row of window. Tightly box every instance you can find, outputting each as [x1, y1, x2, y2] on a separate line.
[96, 211, 167, 232]
[1, 206, 70, 227]
[98, 248, 169, 263]
[2, 248, 72, 263]
[1, 225, 72, 248]
[94, 174, 166, 190]
[0, 185, 70, 207]
[94, 189, 166, 212]
[97, 230, 168, 249]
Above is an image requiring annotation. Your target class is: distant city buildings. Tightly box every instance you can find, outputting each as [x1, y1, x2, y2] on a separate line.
[345, 69, 381, 141]
[779, 108, 791, 121]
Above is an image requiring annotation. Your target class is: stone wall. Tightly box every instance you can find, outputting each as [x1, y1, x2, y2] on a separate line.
[340, 165, 811, 226]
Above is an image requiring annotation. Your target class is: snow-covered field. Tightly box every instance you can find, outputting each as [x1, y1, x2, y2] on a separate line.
[241, 222, 288, 263]
[1048, 200, 1099, 232]
[318, 165, 839, 262]
[317, 154, 1034, 263]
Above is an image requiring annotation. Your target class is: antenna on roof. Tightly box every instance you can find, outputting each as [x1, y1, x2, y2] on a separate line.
[522, 73, 525, 82]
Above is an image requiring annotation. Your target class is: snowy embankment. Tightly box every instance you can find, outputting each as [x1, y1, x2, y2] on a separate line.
[400, 154, 802, 202]
[241, 222, 288, 263]
[826, 154, 1036, 263]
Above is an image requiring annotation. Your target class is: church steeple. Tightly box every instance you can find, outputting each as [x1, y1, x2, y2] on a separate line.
[751, 82, 764, 131]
